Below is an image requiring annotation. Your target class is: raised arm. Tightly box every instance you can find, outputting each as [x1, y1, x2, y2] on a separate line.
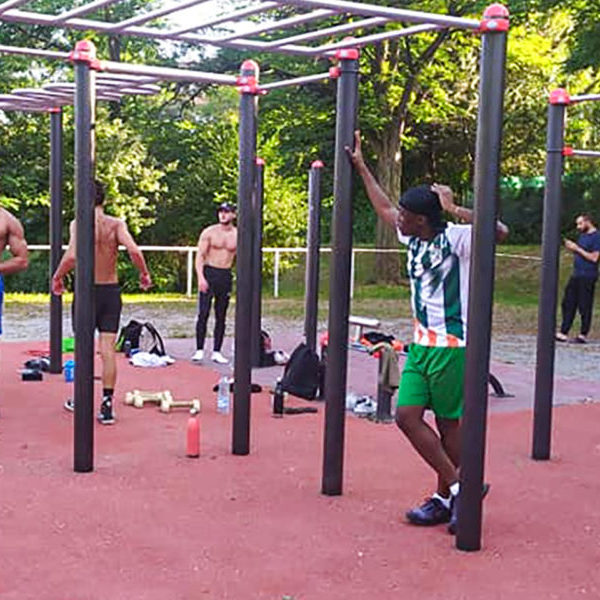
[0, 212, 28, 275]
[51, 221, 75, 295]
[195, 229, 210, 293]
[433, 184, 510, 243]
[346, 130, 399, 228]
[117, 221, 152, 290]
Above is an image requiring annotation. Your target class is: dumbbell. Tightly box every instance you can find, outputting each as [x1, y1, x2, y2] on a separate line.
[159, 398, 201, 414]
[125, 390, 170, 409]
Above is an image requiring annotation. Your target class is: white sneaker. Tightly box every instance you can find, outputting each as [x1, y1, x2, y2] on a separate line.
[191, 349, 204, 362]
[211, 351, 229, 364]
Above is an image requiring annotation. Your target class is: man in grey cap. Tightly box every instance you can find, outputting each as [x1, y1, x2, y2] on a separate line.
[192, 202, 237, 364]
[347, 130, 508, 534]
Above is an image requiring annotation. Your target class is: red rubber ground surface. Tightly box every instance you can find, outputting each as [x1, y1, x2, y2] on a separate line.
[1, 341, 599, 599]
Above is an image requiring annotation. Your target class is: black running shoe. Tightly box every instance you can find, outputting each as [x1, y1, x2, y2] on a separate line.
[448, 483, 490, 535]
[97, 397, 115, 425]
[406, 497, 451, 526]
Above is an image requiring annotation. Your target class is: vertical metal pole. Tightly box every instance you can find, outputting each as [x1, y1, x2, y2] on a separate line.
[49, 108, 63, 374]
[456, 6, 508, 551]
[250, 157, 265, 367]
[304, 160, 323, 353]
[532, 90, 569, 460]
[375, 351, 393, 422]
[72, 40, 97, 473]
[186, 249, 193, 297]
[321, 49, 359, 496]
[349, 248, 356, 299]
[232, 60, 259, 456]
[273, 250, 280, 298]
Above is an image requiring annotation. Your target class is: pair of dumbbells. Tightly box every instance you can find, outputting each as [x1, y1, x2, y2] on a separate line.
[125, 390, 200, 414]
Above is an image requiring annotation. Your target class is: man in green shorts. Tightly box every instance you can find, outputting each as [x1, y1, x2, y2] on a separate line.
[347, 131, 508, 533]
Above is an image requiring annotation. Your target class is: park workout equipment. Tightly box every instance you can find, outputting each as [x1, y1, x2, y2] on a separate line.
[0, 75, 160, 376]
[125, 389, 172, 409]
[159, 397, 201, 414]
[533, 89, 600, 461]
[0, 0, 509, 552]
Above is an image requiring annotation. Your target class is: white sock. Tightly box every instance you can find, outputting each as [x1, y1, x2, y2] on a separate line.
[432, 492, 451, 509]
[449, 482, 460, 497]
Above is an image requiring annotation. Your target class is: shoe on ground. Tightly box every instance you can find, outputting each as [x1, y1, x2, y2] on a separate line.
[211, 351, 229, 364]
[406, 497, 451, 526]
[64, 399, 74, 412]
[97, 397, 115, 425]
[448, 482, 490, 535]
[191, 349, 204, 362]
[555, 332, 568, 342]
[571, 335, 587, 344]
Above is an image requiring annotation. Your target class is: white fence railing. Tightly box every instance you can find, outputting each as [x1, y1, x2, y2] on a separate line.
[28, 245, 541, 299]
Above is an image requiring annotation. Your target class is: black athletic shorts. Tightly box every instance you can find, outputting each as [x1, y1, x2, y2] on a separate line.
[73, 284, 122, 334]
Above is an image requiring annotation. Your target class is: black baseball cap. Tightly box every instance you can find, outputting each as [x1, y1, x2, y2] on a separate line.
[217, 202, 236, 213]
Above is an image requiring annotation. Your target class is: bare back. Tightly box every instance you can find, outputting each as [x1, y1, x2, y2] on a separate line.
[94, 210, 122, 284]
[0, 207, 28, 276]
[200, 224, 237, 269]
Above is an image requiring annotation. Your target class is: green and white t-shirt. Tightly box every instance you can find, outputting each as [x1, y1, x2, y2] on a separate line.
[398, 223, 472, 348]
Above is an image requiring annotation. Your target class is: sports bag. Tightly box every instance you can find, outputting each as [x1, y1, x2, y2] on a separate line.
[280, 342, 320, 400]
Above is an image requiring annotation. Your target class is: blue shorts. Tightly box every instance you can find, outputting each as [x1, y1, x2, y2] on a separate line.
[0, 274, 4, 335]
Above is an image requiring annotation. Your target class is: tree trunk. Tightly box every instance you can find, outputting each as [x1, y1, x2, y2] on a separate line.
[373, 125, 403, 284]
[108, 34, 122, 120]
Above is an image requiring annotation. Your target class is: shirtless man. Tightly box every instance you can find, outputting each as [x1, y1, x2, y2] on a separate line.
[52, 180, 151, 424]
[0, 207, 29, 336]
[191, 202, 237, 364]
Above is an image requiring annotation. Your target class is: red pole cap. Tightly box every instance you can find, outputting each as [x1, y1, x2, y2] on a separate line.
[549, 88, 571, 105]
[329, 66, 341, 79]
[47, 107, 61, 113]
[240, 59, 259, 78]
[335, 38, 359, 60]
[256, 157, 265, 166]
[562, 146, 574, 156]
[480, 3, 509, 32]
[69, 39, 103, 69]
[237, 59, 260, 94]
[311, 160, 324, 168]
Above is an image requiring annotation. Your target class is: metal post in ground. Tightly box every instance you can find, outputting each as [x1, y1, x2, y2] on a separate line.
[250, 157, 265, 367]
[232, 60, 259, 455]
[532, 89, 570, 461]
[49, 107, 63, 374]
[71, 40, 98, 473]
[457, 5, 509, 552]
[374, 351, 394, 423]
[304, 160, 323, 353]
[321, 49, 359, 496]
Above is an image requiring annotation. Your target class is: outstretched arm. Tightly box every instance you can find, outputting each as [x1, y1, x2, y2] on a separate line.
[195, 230, 210, 293]
[433, 184, 509, 243]
[345, 130, 399, 229]
[51, 221, 75, 295]
[117, 221, 152, 290]
[0, 212, 28, 275]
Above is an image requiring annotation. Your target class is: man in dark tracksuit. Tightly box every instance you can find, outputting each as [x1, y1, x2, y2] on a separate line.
[556, 213, 600, 344]
[192, 203, 237, 364]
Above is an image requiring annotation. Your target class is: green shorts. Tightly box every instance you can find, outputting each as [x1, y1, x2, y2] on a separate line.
[397, 344, 466, 419]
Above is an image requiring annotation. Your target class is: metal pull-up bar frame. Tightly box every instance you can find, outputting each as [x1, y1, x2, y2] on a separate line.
[533, 87, 600, 462]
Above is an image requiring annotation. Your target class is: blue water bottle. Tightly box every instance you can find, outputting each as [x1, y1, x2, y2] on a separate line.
[64, 360, 75, 382]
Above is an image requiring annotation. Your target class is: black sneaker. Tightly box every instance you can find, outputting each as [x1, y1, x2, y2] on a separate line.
[406, 497, 451, 526]
[448, 483, 490, 535]
[97, 397, 115, 425]
[64, 399, 74, 412]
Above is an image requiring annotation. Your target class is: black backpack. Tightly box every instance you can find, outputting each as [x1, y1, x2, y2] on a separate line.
[280, 342, 320, 400]
[116, 320, 166, 356]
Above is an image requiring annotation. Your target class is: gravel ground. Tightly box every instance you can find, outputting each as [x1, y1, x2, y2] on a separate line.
[3, 300, 599, 382]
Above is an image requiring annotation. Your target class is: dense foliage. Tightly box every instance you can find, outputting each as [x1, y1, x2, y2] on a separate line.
[2, 0, 600, 291]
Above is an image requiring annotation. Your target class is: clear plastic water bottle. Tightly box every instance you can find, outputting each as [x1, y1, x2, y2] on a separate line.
[217, 375, 230, 414]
